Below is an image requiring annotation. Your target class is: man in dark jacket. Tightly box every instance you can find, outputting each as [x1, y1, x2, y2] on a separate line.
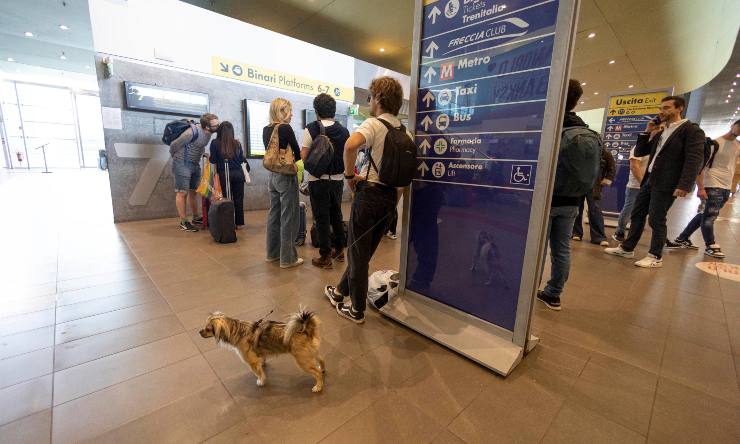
[605, 96, 705, 268]
[572, 146, 616, 245]
[537, 79, 601, 311]
[301, 93, 350, 268]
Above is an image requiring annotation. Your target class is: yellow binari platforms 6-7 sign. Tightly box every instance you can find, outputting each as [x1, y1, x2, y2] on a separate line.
[606, 92, 665, 116]
[211, 57, 354, 102]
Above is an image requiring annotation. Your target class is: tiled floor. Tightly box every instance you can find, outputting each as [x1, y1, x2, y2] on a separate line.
[1, 169, 739, 443]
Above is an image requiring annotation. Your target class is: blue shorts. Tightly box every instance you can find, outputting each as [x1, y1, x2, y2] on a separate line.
[172, 159, 201, 192]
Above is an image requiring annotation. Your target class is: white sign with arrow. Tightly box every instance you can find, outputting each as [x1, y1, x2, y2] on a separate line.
[425, 41, 439, 58]
[427, 6, 441, 24]
[421, 115, 433, 131]
[418, 161, 430, 177]
[419, 139, 431, 155]
[422, 91, 435, 108]
[424, 66, 437, 83]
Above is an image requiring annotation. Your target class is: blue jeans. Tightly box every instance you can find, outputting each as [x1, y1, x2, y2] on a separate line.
[266, 172, 299, 265]
[172, 159, 201, 192]
[572, 191, 606, 243]
[678, 187, 730, 246]
[543, 205, 578, 299]
[615, 187, 641, 237]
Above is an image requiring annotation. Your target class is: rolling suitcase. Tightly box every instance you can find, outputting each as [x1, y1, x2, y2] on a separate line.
[208, 162, 237, 244]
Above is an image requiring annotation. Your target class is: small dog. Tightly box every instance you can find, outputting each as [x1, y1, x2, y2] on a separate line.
[199, 309, 325, 393]
[470, 230, 501, 286]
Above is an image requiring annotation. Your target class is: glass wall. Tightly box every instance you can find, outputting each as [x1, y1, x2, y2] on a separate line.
[0, 81, 104, 169]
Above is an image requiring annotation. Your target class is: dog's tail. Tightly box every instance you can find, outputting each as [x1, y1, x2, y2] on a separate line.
[283, 308, 320, 345]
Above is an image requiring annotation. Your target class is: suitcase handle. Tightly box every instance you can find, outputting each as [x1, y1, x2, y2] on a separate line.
[224, 160, 232, 201]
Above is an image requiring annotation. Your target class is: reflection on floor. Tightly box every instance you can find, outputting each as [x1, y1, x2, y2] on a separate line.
[1, 169, 739, 443]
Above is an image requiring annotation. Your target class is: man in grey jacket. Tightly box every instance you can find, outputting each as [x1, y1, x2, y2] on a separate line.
[170, 112, 219, 231]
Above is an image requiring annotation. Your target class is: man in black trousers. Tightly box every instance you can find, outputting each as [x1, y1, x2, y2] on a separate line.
[605, 96, 705, 268]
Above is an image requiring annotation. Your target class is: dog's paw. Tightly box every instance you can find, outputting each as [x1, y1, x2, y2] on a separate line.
[256, 379, 265, 387]
[312, 385, 323, 393]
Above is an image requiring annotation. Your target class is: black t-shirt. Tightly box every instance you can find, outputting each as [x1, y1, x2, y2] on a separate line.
[262, 124, 301, 162]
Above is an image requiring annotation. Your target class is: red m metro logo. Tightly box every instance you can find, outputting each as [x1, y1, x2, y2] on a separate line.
[439, 62, 454, 80]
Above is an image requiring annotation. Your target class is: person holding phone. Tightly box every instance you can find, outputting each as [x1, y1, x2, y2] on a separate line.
[605, 96, 705, 268]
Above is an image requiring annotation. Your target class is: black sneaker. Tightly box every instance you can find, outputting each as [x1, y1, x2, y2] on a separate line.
[324, 286, 345, 307]
[666, 238, 696, 249]
[336, 303, 365, 324]
[612, 232, 625, 243]
[705, 245, 726, 258]
[192, 216, 203, 225]
[536, 290, 561, 311]
[179, 221, 199, 232]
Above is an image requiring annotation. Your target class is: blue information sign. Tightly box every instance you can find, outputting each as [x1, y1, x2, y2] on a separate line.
[404, 0, 563, 331]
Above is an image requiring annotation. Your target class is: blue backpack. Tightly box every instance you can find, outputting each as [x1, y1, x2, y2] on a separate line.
[162, 119, 196, 145]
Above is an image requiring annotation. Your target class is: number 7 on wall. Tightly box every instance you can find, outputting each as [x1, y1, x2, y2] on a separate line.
[113, 143, 171, 206]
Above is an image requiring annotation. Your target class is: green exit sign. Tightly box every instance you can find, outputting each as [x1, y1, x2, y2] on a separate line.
[349, 104, 359, 115]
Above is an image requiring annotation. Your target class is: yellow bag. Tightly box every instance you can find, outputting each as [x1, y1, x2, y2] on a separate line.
[296, 159, 304, 183]
[262, 124, 298, 175]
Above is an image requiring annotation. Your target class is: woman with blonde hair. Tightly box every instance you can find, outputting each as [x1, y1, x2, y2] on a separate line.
[263, 98, 303, 268]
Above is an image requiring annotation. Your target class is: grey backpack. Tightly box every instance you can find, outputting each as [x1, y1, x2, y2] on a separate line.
[553, 127, 601, 197]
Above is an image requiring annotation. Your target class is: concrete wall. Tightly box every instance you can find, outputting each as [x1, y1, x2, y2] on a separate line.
[99, 56, 348, 223]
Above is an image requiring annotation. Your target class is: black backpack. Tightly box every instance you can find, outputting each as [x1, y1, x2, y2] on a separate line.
[304, 121, 335, 177]
[368, 119, 417, 187]
[553, 126, 602, 197]
[162, 119, 196, 145]
[703, 137, 719, 169]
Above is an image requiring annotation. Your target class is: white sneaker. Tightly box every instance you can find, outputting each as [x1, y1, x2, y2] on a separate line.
[604, 246, 635, 258]
[634, 254, 663, 268]
[280, 258, 304, 269]
[599, 240, 609, 247]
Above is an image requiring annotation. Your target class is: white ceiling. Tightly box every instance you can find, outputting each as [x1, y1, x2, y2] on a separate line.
[0, 0, 96, 76]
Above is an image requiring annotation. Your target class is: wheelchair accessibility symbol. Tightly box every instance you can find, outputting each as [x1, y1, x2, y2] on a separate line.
[510, 165, 532, 186]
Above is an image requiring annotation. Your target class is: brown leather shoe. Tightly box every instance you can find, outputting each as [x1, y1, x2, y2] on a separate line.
[312, 255, 333, 269]
[331, 249, 345, 262]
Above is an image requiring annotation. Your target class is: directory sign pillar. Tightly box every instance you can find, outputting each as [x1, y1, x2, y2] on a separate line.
[381, 0, 580, 376]
[600, 88, 673, 216]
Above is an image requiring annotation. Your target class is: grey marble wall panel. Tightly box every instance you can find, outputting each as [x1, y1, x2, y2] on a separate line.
[97, 55, 349, 222]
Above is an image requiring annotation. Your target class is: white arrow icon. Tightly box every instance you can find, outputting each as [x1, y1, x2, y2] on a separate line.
[424, 66, 437, 83]
[609, 118, 616, 123]
[427, 6, 441, 24]
[425, 41, 439, 58]
[421, 115, 433, 131]
[419, 139, 431, 155]
[418, 162, 429, 177]
[422, 91, 435, 108]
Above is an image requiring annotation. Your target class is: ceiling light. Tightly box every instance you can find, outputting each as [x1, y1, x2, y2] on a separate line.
[59, 25, 70, 30]
[608, 60, 615, 64]
[728, 95, 732, 98]
[580, 101, 585, 104]
[733, 82, 737, 86]
[594, 92, 599, 95]
[731, 89, 735, 93]
[60, 52, 67, 60]
[24, 31, 34, 37]
[628, 84, 634, 88]
[587, 32, 596, 38]
[726, 100, 730, 103]
[736, 74, 739, 78]
[379, 48, 385, 52]
[7, 58, 14, 62]
[581, 82, 586, 86]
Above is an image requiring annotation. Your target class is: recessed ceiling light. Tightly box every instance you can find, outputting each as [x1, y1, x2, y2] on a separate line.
[59, 25, 70, 30]
[581, 82, 586, 86]
[608, 60, 615, 64]
[24, 31, 34, 37]
[726, 100, 730, 103]
[628, 84, 634, 88]
[379, 48, 385, 52]
[733, 82, 737, 86]
[587, 32, 596, 38]
[736, 73, 739, 78]
[731, 89, 735, 93]
[7, 58, 14, 62]
[594, 92, 599, 95]
[728, 95, 732, 98]
[580, 101, 585, 104]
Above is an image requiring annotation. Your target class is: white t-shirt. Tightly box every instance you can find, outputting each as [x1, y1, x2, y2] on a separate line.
[704, 137, 740, 190]
[648, 119, 687, 173]
[301, 119, 343, 181]
[627, 147, 649, 189]
[355, 113, 413, 185]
